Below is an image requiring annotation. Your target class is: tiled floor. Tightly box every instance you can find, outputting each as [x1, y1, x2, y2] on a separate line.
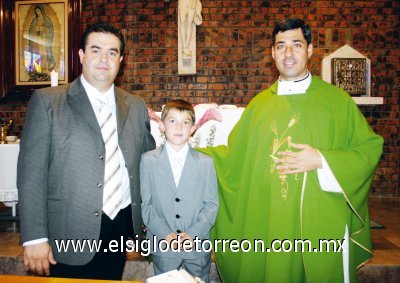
[367, 197, 400, 266]
[0, 197, 399, 273]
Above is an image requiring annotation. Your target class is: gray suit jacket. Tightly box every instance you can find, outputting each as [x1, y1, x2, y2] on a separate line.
[140, 144, 219, 259]
[17, 77, 155, 265]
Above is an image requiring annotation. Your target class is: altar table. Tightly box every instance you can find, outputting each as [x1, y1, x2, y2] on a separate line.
[0, 143, 19, 216]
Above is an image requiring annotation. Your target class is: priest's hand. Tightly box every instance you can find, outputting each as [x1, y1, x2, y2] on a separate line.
[276, 143, 322, 174]
[23, 242, 56, 276]
[178, 232, 194, 250]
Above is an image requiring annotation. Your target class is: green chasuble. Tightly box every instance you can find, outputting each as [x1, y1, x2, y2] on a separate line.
[198, 76, 383, 283]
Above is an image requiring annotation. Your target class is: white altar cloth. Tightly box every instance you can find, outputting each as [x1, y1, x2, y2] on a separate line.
[0, 143, 19, 216]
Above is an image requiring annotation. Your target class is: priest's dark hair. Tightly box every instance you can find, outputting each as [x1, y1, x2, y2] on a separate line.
[272, 18, 312, 46]
[80, 22, 125, 55]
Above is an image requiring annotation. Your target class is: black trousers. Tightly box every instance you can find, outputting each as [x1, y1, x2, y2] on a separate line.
[50, 205, 134, 280]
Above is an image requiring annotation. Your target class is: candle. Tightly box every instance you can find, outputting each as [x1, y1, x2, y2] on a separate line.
[51, 70, 58, 87]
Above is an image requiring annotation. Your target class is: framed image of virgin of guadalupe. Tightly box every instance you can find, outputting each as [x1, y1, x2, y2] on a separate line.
[15, 0, 68, 85]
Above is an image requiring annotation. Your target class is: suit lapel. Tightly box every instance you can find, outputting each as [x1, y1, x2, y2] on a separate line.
[115, 88, 129, 135]
[67, 78, 102, 138]
[157, 144, 178, 190]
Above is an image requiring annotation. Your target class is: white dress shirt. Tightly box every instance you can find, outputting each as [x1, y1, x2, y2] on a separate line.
[81, 75, 131, 211]
[165, 142, 189, 187]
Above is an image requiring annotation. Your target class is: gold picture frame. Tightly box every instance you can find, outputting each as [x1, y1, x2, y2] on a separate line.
[15, 0, 68, 85]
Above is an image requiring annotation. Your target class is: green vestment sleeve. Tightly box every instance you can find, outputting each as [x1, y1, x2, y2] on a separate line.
[318, 93, 384, 272]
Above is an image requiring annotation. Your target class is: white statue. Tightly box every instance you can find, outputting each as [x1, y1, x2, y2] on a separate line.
[178, 0, 202, 63]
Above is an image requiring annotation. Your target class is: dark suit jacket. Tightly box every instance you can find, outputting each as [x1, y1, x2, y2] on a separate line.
[140, 144, 219, 259]
[17, 77, 155, 265]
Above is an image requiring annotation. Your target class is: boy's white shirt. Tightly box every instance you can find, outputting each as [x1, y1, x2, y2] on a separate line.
[165, 142, 189, 187]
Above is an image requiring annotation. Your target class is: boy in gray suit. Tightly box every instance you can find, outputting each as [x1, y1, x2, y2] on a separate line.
[140, 99, 219, 282]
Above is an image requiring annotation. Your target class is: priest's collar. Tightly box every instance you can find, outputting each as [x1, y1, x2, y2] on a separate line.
[276, 71, 311, 95]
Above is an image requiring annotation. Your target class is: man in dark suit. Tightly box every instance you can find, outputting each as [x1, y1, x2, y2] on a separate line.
[17, 22, 155, 280]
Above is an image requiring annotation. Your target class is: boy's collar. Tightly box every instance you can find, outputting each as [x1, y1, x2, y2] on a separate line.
[165, 141, 189, 156]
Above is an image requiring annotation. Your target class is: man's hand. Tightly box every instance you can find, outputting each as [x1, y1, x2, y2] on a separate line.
[165, 232, 178, 249]
[23, 242, 56, 276]
[276, 143, 322, 174]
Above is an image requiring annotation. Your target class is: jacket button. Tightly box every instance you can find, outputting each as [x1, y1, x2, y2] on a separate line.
[175, 198, 180, 202]
[98, 154, 104, 160]
[97, 182, 103, 188]
[176, 230, 181, 233]
[94, 211, 100, 216]
[176, 214, 180, 219]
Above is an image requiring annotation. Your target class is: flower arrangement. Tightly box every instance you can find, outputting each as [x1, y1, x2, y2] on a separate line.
[192, 107, 222, 147]
[194, 107, 223, 130]
[205, 124, 217, 146]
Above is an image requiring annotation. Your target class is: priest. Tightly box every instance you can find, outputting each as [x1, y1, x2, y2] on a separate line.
[199, 18, 383, 282]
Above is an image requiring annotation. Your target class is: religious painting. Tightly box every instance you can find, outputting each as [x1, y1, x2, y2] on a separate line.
[331, 58, 367, 96]
[15, 0, 68, 85]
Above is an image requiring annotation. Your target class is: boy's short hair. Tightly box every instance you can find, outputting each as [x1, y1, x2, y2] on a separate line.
[161, 99, 196, 124]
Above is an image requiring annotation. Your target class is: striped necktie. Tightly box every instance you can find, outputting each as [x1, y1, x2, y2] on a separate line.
[97, 98, 122, 220]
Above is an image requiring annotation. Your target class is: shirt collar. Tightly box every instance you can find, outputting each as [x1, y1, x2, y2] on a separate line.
[80, 75, 115, 106]
[277, 71, 311, 95]
[165, 142, 189, 160]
